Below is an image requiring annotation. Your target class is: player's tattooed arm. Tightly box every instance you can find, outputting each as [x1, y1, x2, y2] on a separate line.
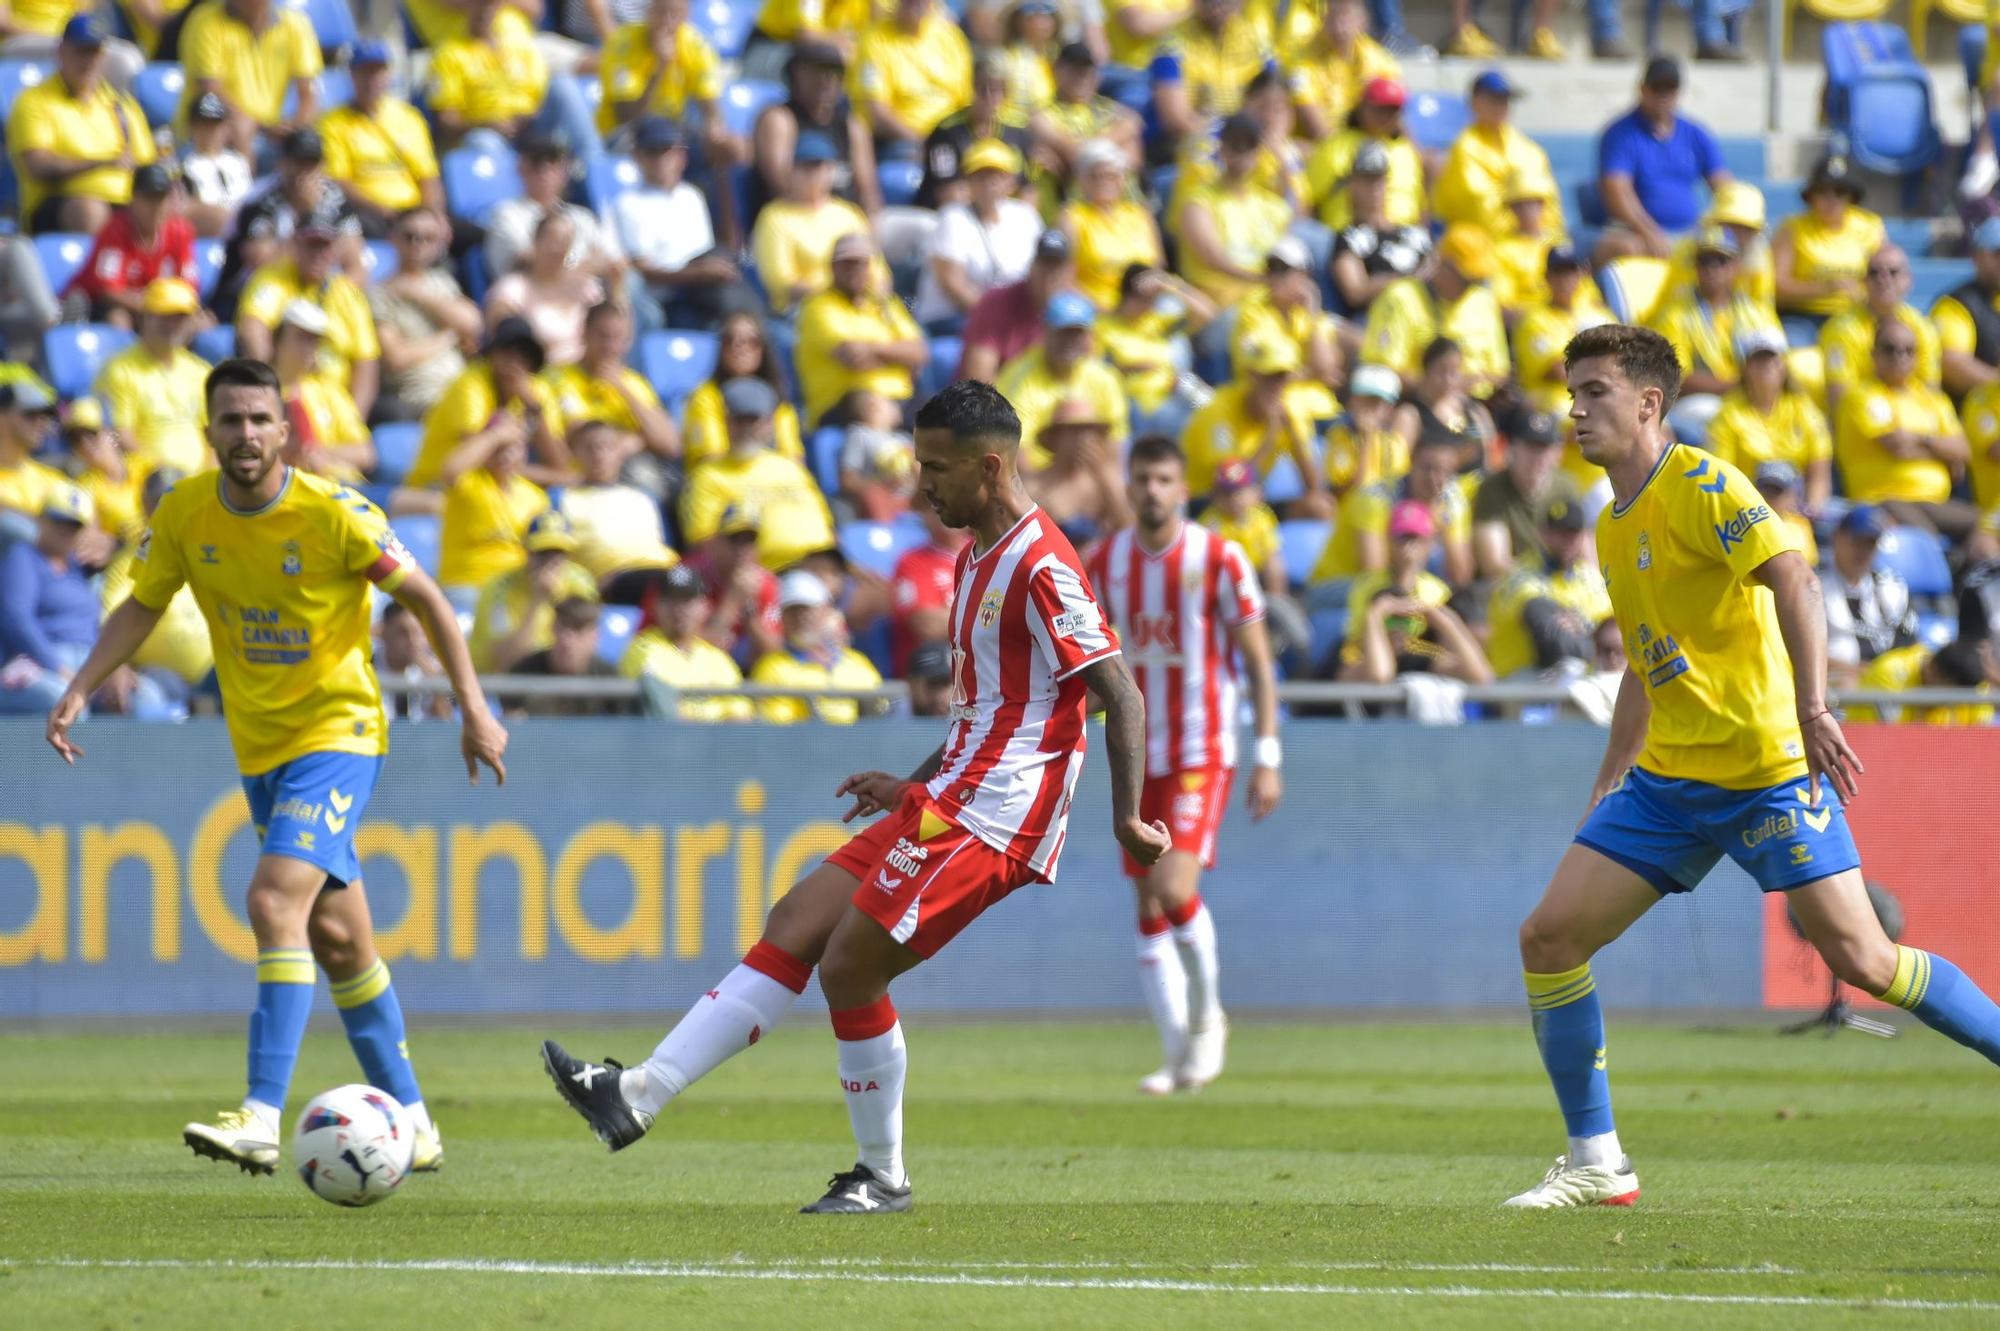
[1079, 653, 1171, 868]
[908, 745, 946, 784]
[836, 747, 945, 824]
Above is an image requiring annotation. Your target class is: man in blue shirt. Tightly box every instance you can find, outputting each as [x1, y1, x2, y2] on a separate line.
[1593, 57, 1729, 264]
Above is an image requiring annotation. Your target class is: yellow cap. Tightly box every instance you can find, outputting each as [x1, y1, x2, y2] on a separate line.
[63, 396, 105, 433]
[1240, 334, 1301, 376]
[1693, 223, 1740, 258]
[1437, 224, 1497, 280]
[44, 484, 94, 525]
[960, 138, 1022, 177]
[523, 510, 578, 553]
[141, 277, 200, 316]
[1705, 181, 1766, 232]
[1504, 167, 1555, 205]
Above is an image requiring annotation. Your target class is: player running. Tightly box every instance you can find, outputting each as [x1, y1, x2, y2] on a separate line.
[1505, 325, 2000, 1209]
[541, 381, 1169, 1214]
[1085, 440, 1282, 1094]
[46, 358, 508, 1177]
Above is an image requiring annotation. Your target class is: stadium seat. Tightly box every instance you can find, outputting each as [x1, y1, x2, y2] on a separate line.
[1277, 518, 1331, 589]
[691, 0, 760, 59]
[283, 0, 359, 56]
[1907, 257, 1967, 311]
[190, 325, 236, 363]
[390, 515, 442, 577]
[878, 159, 923, 209]
[1537, 134, 1597, 183]
[132, 63, 184, 129]
[32, 232, 91, 295]
[1404, 91, 1468, 153]
[567, 72, 602, 124]
[1307, 605, 1347, 670]
[193, 237, 225, 298]
[1263, 455, 1305, 506]
[877, 206, 938, 274]
[1915, 610, 1956, 649]
[1821, 23, 1942, 176]
[634, 330, 718, 406]
[584, 155, 641, 215]
[1715, 136, 1768, 180]
[808, 424, 845, 493]
[0, 59, 47, 124]
[1881, 216, 1932, 255]
[719, 79, 785, 139]
[361, 239, 398, 283]
[318, 66, 354, 114]
[919, 334, 960, 400]
[460, 244, 490, 304]
[371, 422, 423, 486]
[44, 324, 136, 399]
[1874, 526, 1953, 598]
[442, 143, 521, 227]
[838, 519, 922, 579]
[596, 604, 639, 664]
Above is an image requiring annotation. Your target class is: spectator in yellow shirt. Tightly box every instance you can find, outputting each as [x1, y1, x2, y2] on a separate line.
[1705, 326, 1833, 513]
[436, 402, 553, 605]
[1336, 500, 1491, 685]
[410, 318, 568, 488]
[749, 131, 873, 317]
[1179, 333, 1330, 509]
[427, 0, 549, 149]
[1932, 217, 2000, 400]
[1955, 379, 2000, 511]
[1648, 225, 1781, 446]
[1311, 433, 1473, 588]
[1850, 641, 1994, 726]
[681, 376, 838, 571]
[1512, 244, 1612, 419]
[1322, 362, 1407, 496]
[996, 290, 1131, 468]
[178, 0, 322, 156]
[850, 0, 973, 150]
[1230, 234, 1340, 419]
[600, 0, 727, 145]
[619, 562, 752, 721]
[1098, 261, 1214, 440]
[0, 380, 65, 535]
[62, 397, 142, 543]
[993, 0, 1059, 115]
[94, 277, 210, 476]
[1835, 324, 1979, 541]
[1362, 224, 1510, 397]
[7, 18, 153, 234]
[1772, 155, 1884, 325]
[470, 510, 602, 672]
[1165, 0, 1271, 124]
[1431, 69, 1565, 244]
[1818, 244, 1942, 416]
[542, 300, 680, 463]
[1749, 459, 1820, 568]
[1287, 0, 1398, 142]
[1304, 76, 1425, 233]
[556, 420, 681, 597]
[795, 232, 927, 430]
[1061, 138, 1164, 311]
[1490, 168, 1572, 314]
[1483, 496, 1612, 678]
[317, 42, 443, 231]
[1175, 111, 1293, 310]
[751, 569, 883, 724]
[270, 299, 376, 483]
[684, 311, 805, 474]
[1030, 41, 1142, 194]
[234, 205, 381, 417]
[1662, 180, 1775, 310]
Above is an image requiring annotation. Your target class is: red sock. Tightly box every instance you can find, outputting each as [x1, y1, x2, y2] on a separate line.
[1138, 913, 1172, 936]
[830, 995, 899, 1041]
[743, 940, 812, 994]
[1164, 894, 1203, 929]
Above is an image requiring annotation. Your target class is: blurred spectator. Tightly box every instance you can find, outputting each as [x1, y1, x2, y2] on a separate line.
[1103, 0, 1183, 71]
[485, 213, 607, 370]
[1363, 226, 1509, 396]
[743, 0, 870, 73]
[1484, 495, 1609, 678]
[319, 42, 444, 236]
[1594, 57, 1728, 263]
[839, 418, 918, 521]
[1512, 244, 1611, 419]
[1391, 337, 1496, 478]
[852, 0, 974, 155]
[1338, 500, 1491, 685]
[1328, 139, 1431, 318]
[1822, 504, 1917, 688]
[1835, 324, 1976, 541]
[212, 129, 360, 324]
[1662, 180, 1774, 309]
[1155, 0, 1268, 127]
[1706, 327, 1833, 512]
[958, 227, 1076, 382]
[470, 509, 601, 672]
[66, 162, 196, 328]
[682, 504, 781, 659]
[1472, 408, 1574, 581]
[437, 401, 551, 608]
[749, 130, 872, 317]
[0, 233, 59, 356]
[1850, 641, 1994, 726]
[1322, 362, 1408, 495]
[1490, 168, 1567, 314]
[889, 496, 964, 673]
[1820, 244, 1939, 415]
[1098, 261, 1214, 441]
[1752, 460, 1819, 567]
[752, 41, 881, 220]
[1313, 433, 1471, 587]
[1648, 226, 1780, 445]
[506, 596, 640, 717]
[0, 381, 64, 533]
[370, 205, 482, 423]
[2, 10, 144, 86]
[598, 0, 727, 156]
[617, 117, 754, 332]
[178, 92, 254, 237]
[1030, 43, 1140, 193]
[905, 639, 953, 715]
[1202, 456, 1307, 656]
[1233, 235, 1340, 415]
[557, 419, 680, 599]
[1175, 113, 1291, 314]
[915, 138, 1042, 332]
[179, 0, 322, 157]
[486, 135, 628, 291]
[1061, 138, 1162, 311]
[997, 290, 1129, 467]
[685, 313, 804, 474]
[1773, 156, 1883, 327]
[1180, 334, 1328, 508]
[427, 0, 549, 149]
[63, 398, 143, 544]
[272, 300, 376, 482]
[993, 0, 1059, 115]
[1305, 76, 1423, 234]
[1958, 379, 2000, 516]
[1932, 217, 2000, 400]
[620, 562, 752, 720]
[796, 232, 927, 431]
[95, 278, 210, 476]
[237, 201, 382, 416]
[1288, 0, 1399, 142]
[682, 376, 837, 571]
[1025, 395, 1131, 540]
[377, 600, 456, 721]
[751, 569, 883, 723]
[544, 301, 677, 465]
[963, 0, 1107, 54]
[98, 465, 212, 705]
[8, 17, 155, 236]
[1432, 70, 1564, 243]
[409, 317, 566, 488]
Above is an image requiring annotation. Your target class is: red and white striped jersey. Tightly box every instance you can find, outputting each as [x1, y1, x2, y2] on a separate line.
[1086, 522, 1265, 776]
[927, 506, 1119, 879]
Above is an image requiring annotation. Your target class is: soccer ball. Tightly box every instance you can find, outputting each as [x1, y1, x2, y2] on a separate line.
[292, 1085, 414, 1207]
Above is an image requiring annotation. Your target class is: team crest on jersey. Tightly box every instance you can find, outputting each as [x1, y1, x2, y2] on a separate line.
[978, 589, 1004, 628]
[281, 540, 302, 576]
[1636, 531, 1652, 570]
[200, 544, 220, 565]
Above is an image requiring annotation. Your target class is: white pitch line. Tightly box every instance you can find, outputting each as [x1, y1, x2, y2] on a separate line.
[11, 1256, 1998, 1313]
[645, 1255, 1817, 1278]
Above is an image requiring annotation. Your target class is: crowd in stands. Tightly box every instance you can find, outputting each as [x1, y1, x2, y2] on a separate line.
[0, 0, 1996, 725]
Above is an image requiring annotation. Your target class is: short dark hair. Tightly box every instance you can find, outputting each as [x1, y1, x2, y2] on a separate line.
[1218, 113, 1260, 152]
[1127, 434, 1184, 472]
[915, 380, 1021, 448]
[584, 299, 628, 331]
[204, 357, 283, 412]
[1244, 66, 1286, 102]
[1118, 262, 1154, 301]
[1933, 639, 1986, 688]
[394, 204, 441, 231]
[553, 597, 599, 630]
[1564, 324, 1683, 413]
[1421, 336, 1461, 370]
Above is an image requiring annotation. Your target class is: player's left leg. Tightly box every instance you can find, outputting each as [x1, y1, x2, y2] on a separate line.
[1134, 767, 1232, 1092]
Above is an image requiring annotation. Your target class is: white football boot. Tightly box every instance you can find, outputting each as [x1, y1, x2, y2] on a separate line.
[183, 1107, 279, 1175]
[1175, 1018, 1228, 1091]
[1502, 1154, 1641, 1208]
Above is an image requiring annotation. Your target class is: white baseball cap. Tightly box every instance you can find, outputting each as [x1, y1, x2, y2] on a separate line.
[1349, 363, 1402, 403]
[778, 569, 832, 610]
[281, 298, 330, 336]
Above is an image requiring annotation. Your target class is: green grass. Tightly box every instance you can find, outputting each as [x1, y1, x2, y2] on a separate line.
[3, 1019, 1999, 1329]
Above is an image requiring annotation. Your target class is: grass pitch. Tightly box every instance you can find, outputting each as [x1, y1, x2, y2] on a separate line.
[3, 1018, 1998, 1329]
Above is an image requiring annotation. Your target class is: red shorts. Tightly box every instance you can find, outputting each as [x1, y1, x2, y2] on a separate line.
[826, 787, 1038, 958]
[1123, 766, 1234, 877]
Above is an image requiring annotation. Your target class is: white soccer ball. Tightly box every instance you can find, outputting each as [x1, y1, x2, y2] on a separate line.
[292, 1084, 414, 1207]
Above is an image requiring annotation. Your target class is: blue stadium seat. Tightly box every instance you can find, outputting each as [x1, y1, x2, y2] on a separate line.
[635, 330, 718, 405]
[459, 244, 490, 304]
[390, 514, 441, 576]
[361, 239, 398, 284]
[1263, 455, 1305, 506]
[1307, 605, 1347, 669]
[567, 72, 602, 124]
[1277, 518, 1330, 589]
[1538, 134, 1597, 182]
[442, 143, 521, 226]
[1882, 216, 1932, 256]
[584, 155, 641, 215]
[1915, 611, 1956, 650]
[596, 604, 639, 664]
[839, 519, 922, 579]
[283, 0, 359, 55]
[1715, 136, 1767, 180]
[44, 324, 136, 398]
[1404, 91, 1468, 153]
[132, 63, 184, 129]
[919, 334, 960, 400]
[1907, 257, 1968, 311]
[193, 237, 225, 298]
[691, 0, 760, 59]
[0, 59, 48, 124]
[1874, 527, 1953, 598]
[371, 422, 423, 486]
[808, 424, 845, 493]
[318, 66, 355, 114]
[191, 325, 236, 363]
[878, 159, 923, 208]
[1822, 23, 1942, 177]
[32, 232, 91, 295]
[719, 79, 785, 139]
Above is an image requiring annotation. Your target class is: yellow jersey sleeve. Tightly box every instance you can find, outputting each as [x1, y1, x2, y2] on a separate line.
[238, 265, 292, 328]
[328, 481, 418, 591]
[128, 488, 190, 611]
[1932, 294, 1977, 355]
[1671, 450, 1797, 579]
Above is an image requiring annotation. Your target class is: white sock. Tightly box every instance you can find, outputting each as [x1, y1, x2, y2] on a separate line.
[1136, 925, 1189, 1067]
[1569, 1131, 1624, 1170]
[1171, 902, 1223, 1029]
[628, 963, 802, 1117]
[837, 1022, 908, 1188]
[404, 1100, 434, 1135]
[241, 1098, 280, 1134]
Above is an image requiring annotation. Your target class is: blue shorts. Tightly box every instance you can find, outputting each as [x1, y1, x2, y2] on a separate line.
[1575, 767, 1861, 894]
[242, 751, 383, 887]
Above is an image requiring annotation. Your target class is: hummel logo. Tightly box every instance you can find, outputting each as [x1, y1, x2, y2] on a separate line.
[325, 811, 347, 833]
[1592, 1046, 1607, 1071]
[329, 789, 354, 813]
[1803, 808, 1831, 833]
[573, 1065, 605, 1090]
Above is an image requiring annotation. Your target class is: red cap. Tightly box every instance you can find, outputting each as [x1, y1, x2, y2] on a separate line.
[1361, 77, 1407, 109]
[1214, 458, 1256, 492]
[1388, 499, 1435, 540]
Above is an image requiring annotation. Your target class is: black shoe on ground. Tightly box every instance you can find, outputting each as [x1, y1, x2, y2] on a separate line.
[799, 1163, 914, 1214]
[540, 1040, 651, 1152]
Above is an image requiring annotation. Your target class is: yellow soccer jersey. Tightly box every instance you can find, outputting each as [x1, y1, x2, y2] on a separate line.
[1485, 555, 1612, 677]
[1950, 380, 2000, 509]
[750, 646, 882, 724]
[620, 628, 753, 722]
[128, 469, 414, 776]
[1597, 443, 1807, 790]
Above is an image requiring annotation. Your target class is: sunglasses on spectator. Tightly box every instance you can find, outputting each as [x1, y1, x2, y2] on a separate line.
[1695, 253, 1733, 267]
[1866, 264, 1906, 278]
[1876, 343, 1917, 358]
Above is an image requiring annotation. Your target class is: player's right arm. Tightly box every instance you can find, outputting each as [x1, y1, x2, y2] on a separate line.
[387, 565, 509, 786]
[1583, 667, 1650, 822]
[45, 596, 166, 763]
[836, 745, 946, 823]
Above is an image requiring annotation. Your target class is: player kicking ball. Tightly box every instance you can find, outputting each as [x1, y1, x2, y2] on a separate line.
[541, 381, 1169, 1213]
[1505, 325, 2000, 1209]
[46, 358, 509, 1176]
[1085, 443, 1282, 1094]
